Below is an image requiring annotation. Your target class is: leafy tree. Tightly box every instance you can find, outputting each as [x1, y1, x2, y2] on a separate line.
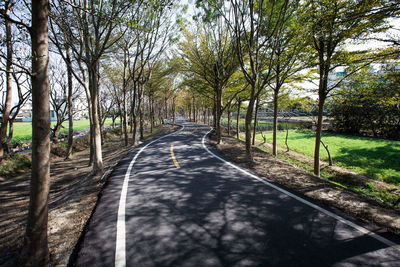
[329, 65, 400, 139]
[180, 21, 239, 143]
[302, 0, 397, 176]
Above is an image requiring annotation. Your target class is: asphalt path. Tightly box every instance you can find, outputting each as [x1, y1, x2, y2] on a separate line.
[72, 122, 400, 267]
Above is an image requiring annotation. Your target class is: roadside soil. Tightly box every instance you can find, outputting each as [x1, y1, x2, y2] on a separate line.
[210, 133, 400, 235]
[0, 124, 179, 266]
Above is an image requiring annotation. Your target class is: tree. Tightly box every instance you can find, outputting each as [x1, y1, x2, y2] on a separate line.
[302, 0, 397, 176]
[210, 0, 292, 162]
[181, 20, 239, 144]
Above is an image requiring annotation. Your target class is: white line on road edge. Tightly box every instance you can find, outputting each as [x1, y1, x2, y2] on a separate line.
[115, 125, 185, 267]
[201, 128, 400, 252]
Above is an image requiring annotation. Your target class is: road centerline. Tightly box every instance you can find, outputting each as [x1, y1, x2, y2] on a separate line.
[170, 144, 181, 169]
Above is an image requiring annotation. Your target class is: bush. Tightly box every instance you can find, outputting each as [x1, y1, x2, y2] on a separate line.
[0, 153, 31, 177]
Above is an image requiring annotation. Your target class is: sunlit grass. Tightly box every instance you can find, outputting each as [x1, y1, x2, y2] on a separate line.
[255, 130, 400, 186]
[10, 118, 119, 143]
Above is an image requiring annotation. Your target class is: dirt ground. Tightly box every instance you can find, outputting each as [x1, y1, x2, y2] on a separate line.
[210, 134, 400, 235]
[0, 125, 178, 266]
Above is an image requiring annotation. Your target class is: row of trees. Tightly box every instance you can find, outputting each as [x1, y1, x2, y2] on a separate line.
[179, 0, 399, 177]
[1, 0, 182, 265]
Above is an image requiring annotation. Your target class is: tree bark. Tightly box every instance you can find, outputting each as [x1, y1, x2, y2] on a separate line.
[314, 93, 326, 176]
[89, 61, 103, 174]
[227, 108, 231, 136]
[245, 91, 256, 162]
[272, 89, 278, 156]
[252, 96, 260, 145]
[65, 46, 74, 159]
[21, 0, 51, 265]
[0, 11, 13, 159]
[215, 88, 222, 144]
[236, 100, 241, 139]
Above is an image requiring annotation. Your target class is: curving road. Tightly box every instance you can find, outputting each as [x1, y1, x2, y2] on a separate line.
[73, 122, 400, 267]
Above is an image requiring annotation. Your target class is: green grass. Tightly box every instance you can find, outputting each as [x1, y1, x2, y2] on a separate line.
[255, 130, 400, 186]
[221, 118, 309, 132]
[10, 118, 119, 143]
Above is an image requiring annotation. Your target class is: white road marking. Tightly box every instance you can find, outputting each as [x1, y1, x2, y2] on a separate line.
[115, 126, 185, 267]
[201, 128, 400, 252]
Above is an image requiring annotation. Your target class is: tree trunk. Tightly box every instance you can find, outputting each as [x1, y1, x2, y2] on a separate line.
[6, 120, 14, 151]
[89, 62, 103, 174]
[21, 1, 51, 265]
[215, 89, 222, 144]
[97, 93, 104, 145]
[236, 100, 241, 139]
[245, 91, 256, 162]
[123, 91, 128, 146]
[252, 96, 260, 145]
[227, 108, 231, 136]
[52, 122, 62, 143]
[65, 46, 74, 159]
[272, 89, 278, 156]
[172, 97, 176, 124]
[314, 94, 325, 176]
[0, 13, 13, 159]
[212, 99, 217, 128]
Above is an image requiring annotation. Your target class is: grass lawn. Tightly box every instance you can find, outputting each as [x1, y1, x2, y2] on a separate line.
[10, 118, 119, 143]
[255, 130, 400, 186]
[221, 118, 307, 132]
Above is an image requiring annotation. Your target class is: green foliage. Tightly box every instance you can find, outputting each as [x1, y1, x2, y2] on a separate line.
[328, 65, 400, 139]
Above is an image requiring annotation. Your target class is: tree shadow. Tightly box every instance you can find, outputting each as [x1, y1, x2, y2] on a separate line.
[72, 125, 400, 266]
[336, 144, 400, 185]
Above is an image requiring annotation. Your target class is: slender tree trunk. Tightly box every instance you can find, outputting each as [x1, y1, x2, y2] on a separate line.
[52, 122, 62, 143]
[98, 93, 104, 145]
[172, 97, 176, 124]
[252, 96, 260, 145]
[139, 104, 144, 140]
[314, 93, 326, 176]
[192, 96, 196, 122]
[215, 89, 222, 144]
[227, 108, 231, 136]
[212, 99, 217, 129]
[65, 46, 74, 159]
[245, 89, 256, 162]
[272, 89, 278, 156]
[6, 120, 14, 150]
[21, 1, 51, 264]
[123, 91, 128, 146]
[0, 14, 13, 159]
[236, 100, 241, 139]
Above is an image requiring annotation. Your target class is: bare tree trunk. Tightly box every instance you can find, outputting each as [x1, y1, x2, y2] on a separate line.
[192, 96, 196, 122]
[21, 1, 51, 265]
[65, 46, 74, 159]
[89, 62, 103, 174]
[52, 122, 62, 143]
[314, 94, 325, 176]
[0, 14, 13, 159]
[236, 100, 241, 139]
[98, 93, 104, 145]
[227, 108, 231, 136]
[252, 96, 260, 145]
[172, 96, 176, 124]
[215, 89, 222, 144]
[245, 93, 256, 162]
[272, 90, 278, 156]
[139, 104, 144, 140]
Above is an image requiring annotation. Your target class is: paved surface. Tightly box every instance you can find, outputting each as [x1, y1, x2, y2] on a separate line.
[73, 122, 400, 267]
